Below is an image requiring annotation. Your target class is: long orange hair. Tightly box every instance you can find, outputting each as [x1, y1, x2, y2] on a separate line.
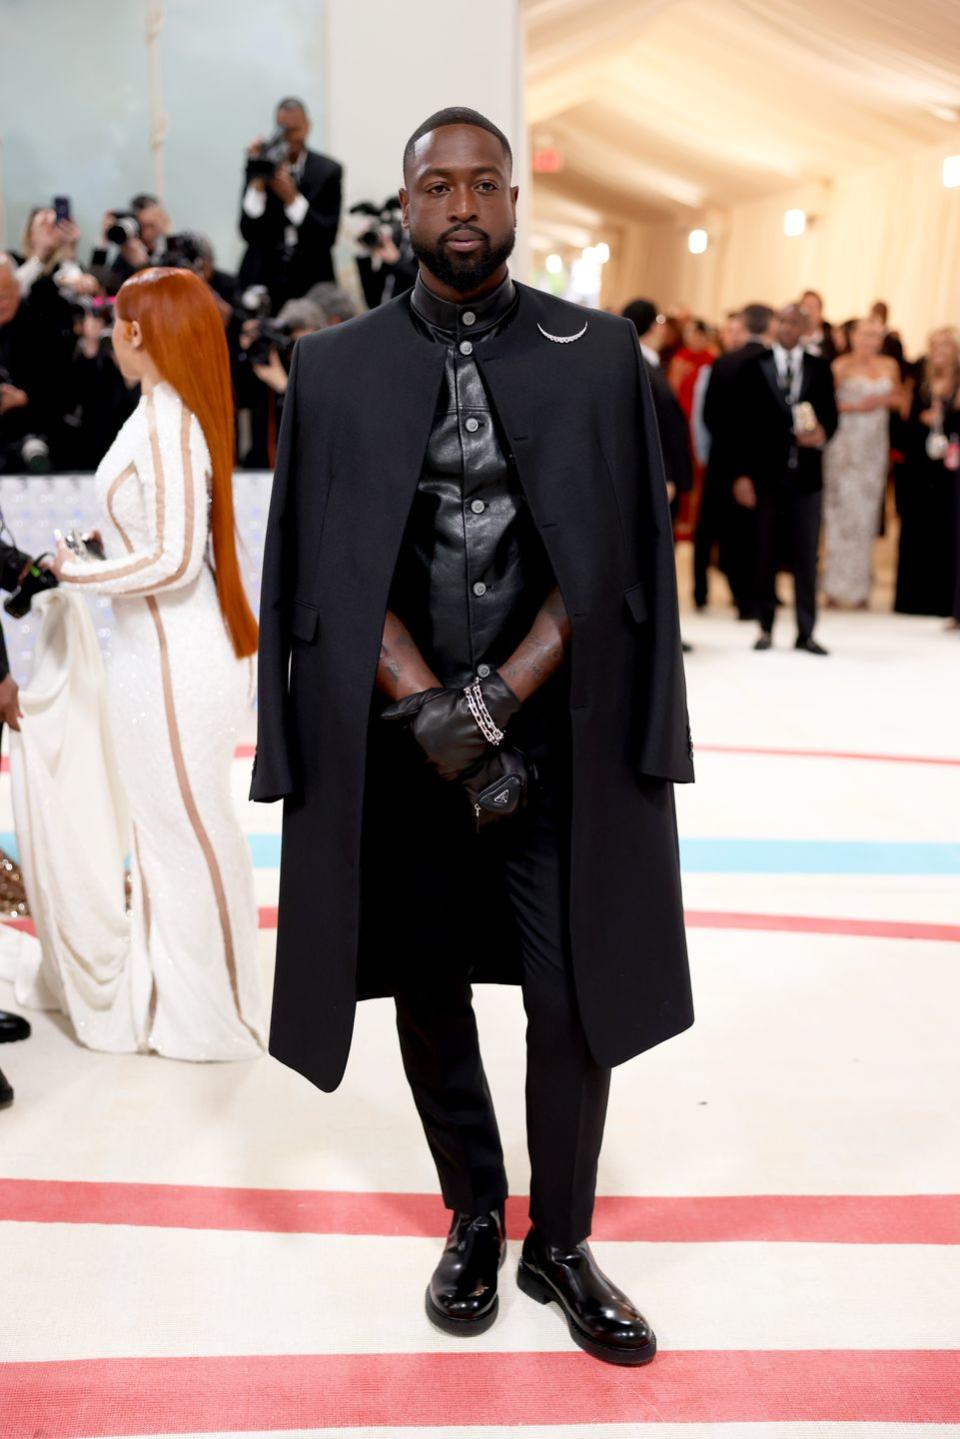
[115, 267, 258, 658]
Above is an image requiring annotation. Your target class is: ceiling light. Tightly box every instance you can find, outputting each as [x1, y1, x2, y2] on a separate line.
[594, 241, 610, 263]
[545, 253, 563, 274]
[784, 208, 806, 237]
[688, 228, 708, 255]
[943, 155, 960, 188]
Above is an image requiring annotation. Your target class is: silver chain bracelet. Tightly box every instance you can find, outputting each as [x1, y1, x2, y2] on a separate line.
[463, 680, 504, 746]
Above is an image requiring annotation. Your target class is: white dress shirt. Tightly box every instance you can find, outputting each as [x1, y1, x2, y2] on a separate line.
[640, 341, 659, 368]
[772, 342, 804, 405]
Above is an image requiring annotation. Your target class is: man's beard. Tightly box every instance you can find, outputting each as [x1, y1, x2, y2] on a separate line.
[411, 224, 515, 294]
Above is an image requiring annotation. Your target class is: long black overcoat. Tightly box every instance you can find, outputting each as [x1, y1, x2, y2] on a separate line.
[251, 281, 695, 1093]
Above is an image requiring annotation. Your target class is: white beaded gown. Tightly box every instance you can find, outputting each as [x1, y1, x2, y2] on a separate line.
[822, 375, 892, 606]
[52, 380, 266, 1059]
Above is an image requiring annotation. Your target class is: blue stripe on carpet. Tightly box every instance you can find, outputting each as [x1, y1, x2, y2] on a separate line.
[2, 832, 959, 875]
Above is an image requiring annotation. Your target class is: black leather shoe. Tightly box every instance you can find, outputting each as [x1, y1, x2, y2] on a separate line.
[517, 1228, 656, 1366]
[796, 635, 829, 655]
[0, 1010, 31, 1044]
[753, 632, 773, 651]
[425, 1208, 506, 1336]
[0, 1066, 12, 1109]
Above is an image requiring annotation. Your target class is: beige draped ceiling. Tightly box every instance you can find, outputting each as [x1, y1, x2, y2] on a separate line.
[525, 0, 960, 351]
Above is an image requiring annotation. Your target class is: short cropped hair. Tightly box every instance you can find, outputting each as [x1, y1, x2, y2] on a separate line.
[403, 107, 512, 176]
[277, 97, 308, 117]
[622, 298, 658, 336]
[743, 303, 774, 336]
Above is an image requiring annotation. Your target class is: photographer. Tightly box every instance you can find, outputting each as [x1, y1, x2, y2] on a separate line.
[240, 296, 324, 395]
[14, 208, 100, 303]
[0, 255, 67, 474]
[236, 297, 324, 467]
[160, 231, 237, 328]
[90, 194, 172, 296]
[352, 197, 417, 308]
[61, 299, 139, 471]
[238, 98, 342, 309]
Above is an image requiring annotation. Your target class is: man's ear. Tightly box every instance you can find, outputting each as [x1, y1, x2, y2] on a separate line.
[510, 185, 519, 221]
[399, 186, 409, 230]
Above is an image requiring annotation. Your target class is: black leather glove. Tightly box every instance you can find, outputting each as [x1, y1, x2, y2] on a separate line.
[382, 672, 521, 781]
[461, 745, 535, 828]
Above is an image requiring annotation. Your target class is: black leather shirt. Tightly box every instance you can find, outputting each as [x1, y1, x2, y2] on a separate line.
[389, 272, 554, 689]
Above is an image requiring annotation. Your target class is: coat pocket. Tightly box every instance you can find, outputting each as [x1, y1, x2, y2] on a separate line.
[623, 579, 648, 626]
[291, 598, 319, 643]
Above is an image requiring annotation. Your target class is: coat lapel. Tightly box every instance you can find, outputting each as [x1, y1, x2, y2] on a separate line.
[759, 351, 793, 419]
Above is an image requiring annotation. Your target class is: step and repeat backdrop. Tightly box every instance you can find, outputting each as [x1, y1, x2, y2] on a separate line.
[0, 473, 273, 682]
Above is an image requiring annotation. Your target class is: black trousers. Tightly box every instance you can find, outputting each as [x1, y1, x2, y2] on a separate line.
[755, 479, 822, 639]
[393, 754, 611, 1249]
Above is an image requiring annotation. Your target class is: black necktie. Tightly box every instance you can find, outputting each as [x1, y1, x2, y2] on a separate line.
[782, 353, 794, 398]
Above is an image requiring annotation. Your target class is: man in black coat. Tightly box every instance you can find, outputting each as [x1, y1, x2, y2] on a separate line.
[238, 98, 342, 310]
[731, 303, 839, 653]
[697, 303, 774, 616]
[622, 298, 693, 509]
[253, 108, 693, 1365]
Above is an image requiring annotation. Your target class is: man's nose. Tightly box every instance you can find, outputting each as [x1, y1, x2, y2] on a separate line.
[448, 190, 478, 222]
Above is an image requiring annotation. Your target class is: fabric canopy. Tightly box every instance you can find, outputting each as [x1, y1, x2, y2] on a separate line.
[525, 0, 960, 349]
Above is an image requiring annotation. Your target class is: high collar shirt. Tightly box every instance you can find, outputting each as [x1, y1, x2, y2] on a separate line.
[388, 271, 554, 688]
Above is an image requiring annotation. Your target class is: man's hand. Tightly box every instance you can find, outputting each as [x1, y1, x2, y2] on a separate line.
[732, 476, 757, 509]
[382, 674, 521, 782]
[30, 209, 61, 261]
[252, 348, 289, 394]
[269, 164, 298, 207]
[0, 384, 28, 415]
[120, 236, 150, 268]
[665, 480, 677, 504]
[795, 423, 826, 449]
[0, 674, 22, 733]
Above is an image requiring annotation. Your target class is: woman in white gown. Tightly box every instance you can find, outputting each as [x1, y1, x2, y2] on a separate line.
[45, 267, 265, 1059]
[822, 318, 902, 608]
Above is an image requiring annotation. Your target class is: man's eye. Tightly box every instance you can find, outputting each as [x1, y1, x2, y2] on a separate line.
[428, 185, 448, 195]
[477, 182, 496, 192]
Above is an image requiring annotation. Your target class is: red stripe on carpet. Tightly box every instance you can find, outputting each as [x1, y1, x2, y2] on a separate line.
[3, 1350, 958, 1433]
[2, 1179, 957, 1243]
[251, 907, 960, 942]
[697, 742, 960, 767]
[684, 910, 960, 943]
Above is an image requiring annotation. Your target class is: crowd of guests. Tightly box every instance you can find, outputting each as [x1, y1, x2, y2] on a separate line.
[624, 291, 960, 644]
[1, 93, 958, 639]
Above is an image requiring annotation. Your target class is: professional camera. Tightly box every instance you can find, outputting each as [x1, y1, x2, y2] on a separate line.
[349, 196, 404, 250]
[246, 128, 289, 182]
[4, 556, 59, 618]
[158, 232, 206, 275]
[105, 212, 141, 246]
[244, 317, 295, 367]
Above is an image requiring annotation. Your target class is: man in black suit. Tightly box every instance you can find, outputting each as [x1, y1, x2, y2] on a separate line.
[800, 289, 837, 364]
[238, 98, 342, 310]
[697, 303, 774, 616]
[732, 303, 838, 654]
[0, 538, 41, 1107]
[622, 299, 692, 508]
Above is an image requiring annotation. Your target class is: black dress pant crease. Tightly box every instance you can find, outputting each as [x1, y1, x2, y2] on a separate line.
[394, 742, 611, 1250]
[754, 479, 822, 638]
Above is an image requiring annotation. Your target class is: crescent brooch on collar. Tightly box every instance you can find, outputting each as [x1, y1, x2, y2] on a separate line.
[537, 320, 589, 344]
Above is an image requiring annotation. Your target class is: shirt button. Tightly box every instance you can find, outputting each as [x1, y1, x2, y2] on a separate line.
[470, 498, 486, 514]
[476, 663, 491, 678]
[465, 417, 480, 432]
[473, 581, 487, 597]
[462, 311, 476, 326]
[459, 340, 474, 356]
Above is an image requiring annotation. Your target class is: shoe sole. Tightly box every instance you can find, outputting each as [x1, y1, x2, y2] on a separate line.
[516, 1260, 657, 1367]
[424, 1287, 499, 1337]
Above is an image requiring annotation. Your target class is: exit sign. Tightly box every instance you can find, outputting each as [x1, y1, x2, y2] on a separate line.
[533, 147, 564, 173]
